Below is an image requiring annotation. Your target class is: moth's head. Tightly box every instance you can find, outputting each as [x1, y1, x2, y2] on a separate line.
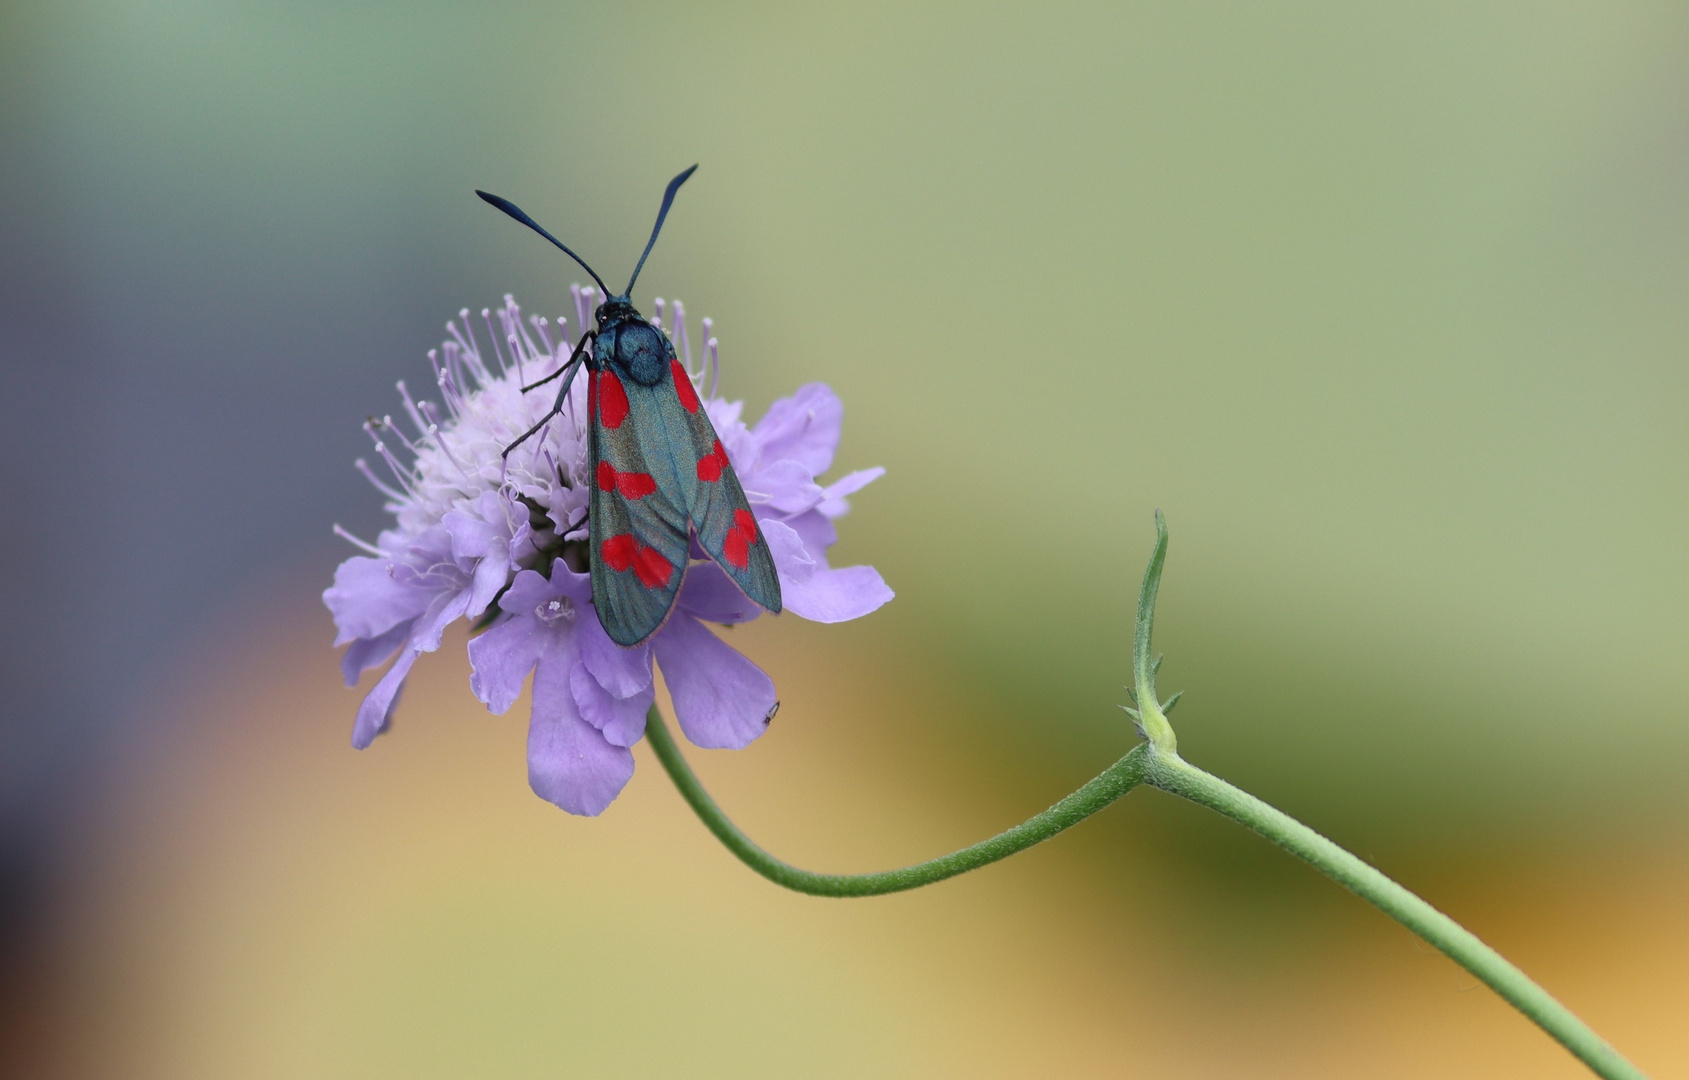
[595, 296, 639, 327]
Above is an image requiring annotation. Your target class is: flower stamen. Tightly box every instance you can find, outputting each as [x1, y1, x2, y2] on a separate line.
[481, 307, 510, 375]
[353, 458, 408, 502]
[395, 380, 428, 439]
[331, 523, 384, 556]
[425, 423, 473, 484]
[372, 441, 419, 496]
[533, 315, 557, 357]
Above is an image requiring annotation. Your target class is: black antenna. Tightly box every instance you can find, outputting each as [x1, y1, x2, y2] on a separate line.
[624, 165, 698, 297]
[475, 190, 610, 296]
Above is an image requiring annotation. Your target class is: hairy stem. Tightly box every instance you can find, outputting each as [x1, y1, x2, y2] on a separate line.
[643, 705, 1148, 897]
[1144, 749, 1646, 1080]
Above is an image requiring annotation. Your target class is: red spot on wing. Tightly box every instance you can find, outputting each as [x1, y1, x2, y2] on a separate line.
[722, 508, 759, 570]
[597, 369, 629, 428]
[632, 544, 675, 589]
[722, 531, 748, 569]
[596, 460, 656, 499]
[733, 508, 758, 541]
[672, 360, 700, 413]
[600, 533, 637, 572]
[617, 471, 656, 498]
[600, 532, 675, 590]
[696, 439, 729, 482]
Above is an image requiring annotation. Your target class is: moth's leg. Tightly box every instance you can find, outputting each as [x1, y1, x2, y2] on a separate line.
[503, 355, 586, 459]
[521, 330, 594, 393]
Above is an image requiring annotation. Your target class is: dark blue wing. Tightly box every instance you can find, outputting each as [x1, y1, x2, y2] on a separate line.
[659, 355, 781, 615]
[587, 363, 689, 646]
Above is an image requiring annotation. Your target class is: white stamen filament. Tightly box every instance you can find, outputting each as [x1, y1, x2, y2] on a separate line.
[373, 441, 420, 495]
[446, 315, 479, 369]
[428, 352, 463, 417]
[425, 423, 473, 482]
[417, 400, 449, 440]
[353, 459, 408, 502]
[707, 335, 720, 399]
[380, 415, 418, 453]
[481, 308, 509, 374]
[570, 284, 588, 333]
[332, 523, 384, 555]
[672, 299, 691, 372]
[395, 380, 428, 439]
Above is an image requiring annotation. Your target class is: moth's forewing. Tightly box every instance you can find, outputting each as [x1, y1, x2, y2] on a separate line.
[658, 355, 782, 615]
[587, 363, 690, 646]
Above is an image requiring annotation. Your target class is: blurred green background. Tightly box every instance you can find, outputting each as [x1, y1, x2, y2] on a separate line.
[1, 0, 1686, 1076]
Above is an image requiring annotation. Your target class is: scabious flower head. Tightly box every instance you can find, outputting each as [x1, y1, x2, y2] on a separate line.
[324, 291, 892, 814]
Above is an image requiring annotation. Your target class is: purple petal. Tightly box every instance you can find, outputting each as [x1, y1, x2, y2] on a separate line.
[352, 589, 470, 748]
[408, 587, 471, 654]
[678, 562, 767, 624]
[704, 397, 745, 431]
[471, 564, 594, 714]
[653, 616, 777, 750]
[323, 555, 430, 645]
[528, 656, 635, 815]
[761, 519, 816, 584]
[817, 467, 884, 518]
[498, 563, 584, 615]
[351, 646, 416, 749]
[569, 663, 653, 748]
[779, 511, 838, 568]
[576, 608, 653, 698]
[744, 460, 823, 515]
[443, 491, 527, 617]
[750, 383, 842, 476]
[340, 619, 411, 686]
[781, 565, 894, 624]
[467, 609, 549, 715]
[388, 525, 462, 591]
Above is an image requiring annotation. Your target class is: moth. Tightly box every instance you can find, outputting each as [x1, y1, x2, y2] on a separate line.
[475, 167, 781, 647]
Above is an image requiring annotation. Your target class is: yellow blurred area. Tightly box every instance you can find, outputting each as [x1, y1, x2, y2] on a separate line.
[26, 587, 1686, 1079]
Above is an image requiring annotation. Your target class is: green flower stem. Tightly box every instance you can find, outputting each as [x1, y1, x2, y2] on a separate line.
[647, 511, 1644, 1078]
[1143, 749, 1646, 1080]
[643, 704, 1148, 897]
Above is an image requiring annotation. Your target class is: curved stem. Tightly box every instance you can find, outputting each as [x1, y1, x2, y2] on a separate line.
[1144, 749, 1647, 1080]
[649, 703, 1645, 1078]
[643, 705, 1149, 897]
[643, 510, 1647, 1078]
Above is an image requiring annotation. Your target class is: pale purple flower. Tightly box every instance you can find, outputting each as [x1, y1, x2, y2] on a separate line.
[325, 291, 892, 814]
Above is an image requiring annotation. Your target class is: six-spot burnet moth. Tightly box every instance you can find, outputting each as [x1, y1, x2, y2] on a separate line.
[475, 167, 782, 647]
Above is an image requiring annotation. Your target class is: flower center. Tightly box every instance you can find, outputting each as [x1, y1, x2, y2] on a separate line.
[535, 596, 576, 625]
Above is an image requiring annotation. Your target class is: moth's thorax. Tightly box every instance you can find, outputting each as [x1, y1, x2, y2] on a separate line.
[594, 299, 668, 386]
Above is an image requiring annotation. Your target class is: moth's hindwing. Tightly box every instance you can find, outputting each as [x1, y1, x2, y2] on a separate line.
[587, 361, 690, 646]
[660, 354, 782, 615]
